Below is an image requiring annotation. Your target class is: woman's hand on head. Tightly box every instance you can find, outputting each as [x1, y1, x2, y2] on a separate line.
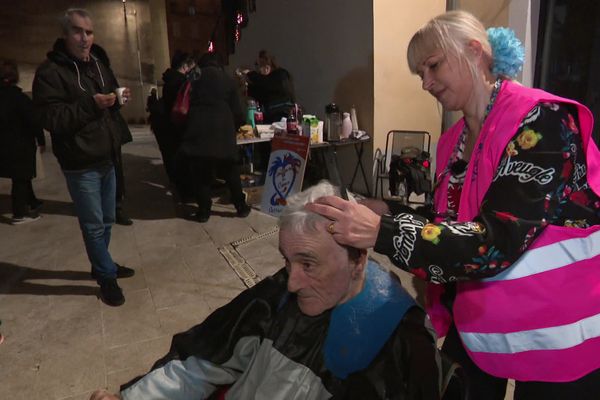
[305, 196, 381, 249]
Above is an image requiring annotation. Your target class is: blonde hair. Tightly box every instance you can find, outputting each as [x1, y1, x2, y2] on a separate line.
[407, 10, 493, 81]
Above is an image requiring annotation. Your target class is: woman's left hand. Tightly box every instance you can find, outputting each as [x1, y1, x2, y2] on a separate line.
[305, 196, 381, 249]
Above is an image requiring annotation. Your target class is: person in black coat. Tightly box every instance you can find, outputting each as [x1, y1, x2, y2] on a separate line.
[244, 50, 295, 123]
[149, 52, 196, 201]
[0, 60, 46, 224]
[180, 52, 250, 222]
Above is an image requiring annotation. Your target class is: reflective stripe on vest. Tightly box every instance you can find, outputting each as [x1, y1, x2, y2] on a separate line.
[462, 311, 600, 354]
[483, 229, 600, 282]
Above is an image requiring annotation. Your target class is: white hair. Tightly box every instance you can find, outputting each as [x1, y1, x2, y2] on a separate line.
[278, 180, 362, 262]
[279, 180, 340, 233]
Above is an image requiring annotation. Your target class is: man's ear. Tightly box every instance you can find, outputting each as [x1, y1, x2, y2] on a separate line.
[351, 249, 368, 280]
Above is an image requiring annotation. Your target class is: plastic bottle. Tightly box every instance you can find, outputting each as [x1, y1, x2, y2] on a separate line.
[350, 105, 359, 132]
[287, 108, 298, 134]
[254, 104, 264, 125]
[341, 112, 352, 139]
[246, 99, 257, 129]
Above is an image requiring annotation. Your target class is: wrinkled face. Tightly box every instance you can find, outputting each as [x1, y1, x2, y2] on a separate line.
[416, 50, 473, 111]
[279, 224, 364, 316]
[64, 14, 94, 61]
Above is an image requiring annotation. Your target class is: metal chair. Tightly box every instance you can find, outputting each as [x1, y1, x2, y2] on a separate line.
[374, 130, 431, 204]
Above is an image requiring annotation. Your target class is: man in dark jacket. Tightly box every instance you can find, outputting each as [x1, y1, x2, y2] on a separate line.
[93, 182, 451, 400]
[32, 8, 134, 306]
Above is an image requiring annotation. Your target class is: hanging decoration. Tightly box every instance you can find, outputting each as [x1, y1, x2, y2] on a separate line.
[222, 0, 256, 55]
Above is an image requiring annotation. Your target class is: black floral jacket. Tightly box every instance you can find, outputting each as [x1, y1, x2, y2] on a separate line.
[375, 103, 600, 283]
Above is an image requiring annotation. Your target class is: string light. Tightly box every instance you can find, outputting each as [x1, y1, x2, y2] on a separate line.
[235, 25, 241, 42]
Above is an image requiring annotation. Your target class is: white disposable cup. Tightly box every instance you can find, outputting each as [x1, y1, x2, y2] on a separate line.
[115, 87, 128, 105]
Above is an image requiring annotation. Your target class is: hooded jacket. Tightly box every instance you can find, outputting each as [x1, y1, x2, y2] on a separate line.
[33, 39, 132, 170]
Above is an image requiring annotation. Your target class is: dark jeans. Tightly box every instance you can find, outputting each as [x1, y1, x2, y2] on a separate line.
[442, 324, 600, 400]
[11, 178, 39, 217]
[189, 157, 245, 213]
[63, 164, 117, 281]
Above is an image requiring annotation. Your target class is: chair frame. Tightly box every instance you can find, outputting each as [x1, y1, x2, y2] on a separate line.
[375, 130, 431, 203]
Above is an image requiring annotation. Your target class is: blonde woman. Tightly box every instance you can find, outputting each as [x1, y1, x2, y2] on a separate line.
[308, 10, 600, 399]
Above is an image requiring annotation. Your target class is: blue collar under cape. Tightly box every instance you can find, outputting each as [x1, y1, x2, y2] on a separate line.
[324, 260, 416, 379]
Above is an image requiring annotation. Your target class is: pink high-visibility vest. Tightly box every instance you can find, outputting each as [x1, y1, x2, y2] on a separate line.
[429, 80, 600, 382]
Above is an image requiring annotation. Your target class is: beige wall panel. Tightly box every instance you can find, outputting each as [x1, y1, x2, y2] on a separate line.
[455, 0, 510, 26]
[373, 0, 446, 163]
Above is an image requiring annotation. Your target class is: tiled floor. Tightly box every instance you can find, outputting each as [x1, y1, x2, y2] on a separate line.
[0, 126, 513, 399]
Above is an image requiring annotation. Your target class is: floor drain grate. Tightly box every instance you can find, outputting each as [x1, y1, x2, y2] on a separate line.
[230, 226, 279, 247]
[219, 245, 259, 288]
[220, 227, 280, 288]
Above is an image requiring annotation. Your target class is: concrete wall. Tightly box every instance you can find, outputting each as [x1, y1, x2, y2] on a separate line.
[149, 0, 171, 87]
[227, 0, 374, 192]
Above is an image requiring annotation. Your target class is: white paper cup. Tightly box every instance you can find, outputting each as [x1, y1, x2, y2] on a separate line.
[115, 87, 128, 105]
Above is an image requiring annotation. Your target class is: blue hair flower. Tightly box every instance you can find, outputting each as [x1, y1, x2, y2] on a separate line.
[487, 27, 525, 79]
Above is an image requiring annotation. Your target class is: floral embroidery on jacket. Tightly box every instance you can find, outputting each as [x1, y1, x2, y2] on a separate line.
[517, 128, 543, 149]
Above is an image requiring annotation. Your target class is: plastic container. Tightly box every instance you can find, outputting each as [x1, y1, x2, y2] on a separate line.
[341, 112, 352, 139]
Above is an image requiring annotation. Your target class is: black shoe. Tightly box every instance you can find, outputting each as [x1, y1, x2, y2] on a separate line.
[236, 204, 251, 218]
[11, 212, 41, 225]
[115, 210, 133, 226]
[91, 264, 135, 280]
[30, 200, 44, 212]
[194, 210, 210, 223]
[99, 279, 125, 307]
[115, 263, 135, 278]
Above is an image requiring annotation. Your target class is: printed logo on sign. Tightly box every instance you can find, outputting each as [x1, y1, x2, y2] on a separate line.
[493, 157, 555, 185]
[392, 214, 425, 266]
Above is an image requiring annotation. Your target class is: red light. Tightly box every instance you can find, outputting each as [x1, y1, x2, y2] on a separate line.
[422, 160, 430, 168]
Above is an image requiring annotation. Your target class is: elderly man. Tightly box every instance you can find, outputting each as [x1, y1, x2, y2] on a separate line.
[95, 182, 445, 399]
[32, 8, 134, 306]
